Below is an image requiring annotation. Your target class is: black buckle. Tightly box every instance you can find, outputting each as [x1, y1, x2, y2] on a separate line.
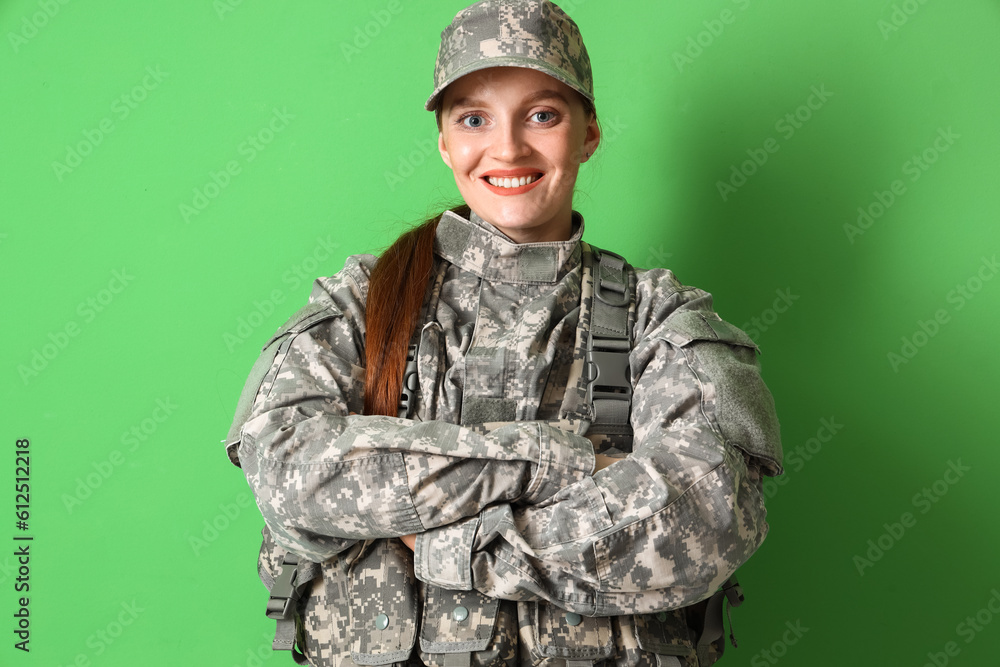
[722, 577, 744, 608]
[398, 344, 418, 418]
[266, 555, 300, 620]
[585, 338, 632, 424]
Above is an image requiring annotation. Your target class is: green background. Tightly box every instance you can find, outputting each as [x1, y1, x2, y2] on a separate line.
[3, 0, 999, 665]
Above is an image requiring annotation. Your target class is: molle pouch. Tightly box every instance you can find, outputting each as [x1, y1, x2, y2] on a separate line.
[419, 586, 518, 666]
[519, 601, 616, 666]
[348, 540, 419, 665]
[633, 610, 699, 667]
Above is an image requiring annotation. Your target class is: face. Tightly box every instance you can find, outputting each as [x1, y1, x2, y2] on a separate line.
[437, 67, 600, 244]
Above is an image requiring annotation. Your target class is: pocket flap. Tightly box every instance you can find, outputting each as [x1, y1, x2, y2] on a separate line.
[419, 585, 499, 653]
[634, 609, 696, 657]
[662, 310, 757, 350]
[349, 540, 418, 665]
[530, 602, 615, 660]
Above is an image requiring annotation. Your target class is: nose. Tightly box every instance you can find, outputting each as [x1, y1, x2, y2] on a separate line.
[489, 119, 531, 162]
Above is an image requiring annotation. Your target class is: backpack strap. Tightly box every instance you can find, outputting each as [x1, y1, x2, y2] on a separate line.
[686, 576, 744, 665]
[399, 343, 419, 418]
[259, 535, 321, 664]
[397, 256, 446, 419]
[585, 247, 749, 663]
[585, 244, 634, 435]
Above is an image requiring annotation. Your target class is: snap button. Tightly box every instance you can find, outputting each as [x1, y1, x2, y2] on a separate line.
[452, 606, 469, 622]
[375, 613, 389, 630]
[565, 612, 582, 626]
[656, 611, 668, 622]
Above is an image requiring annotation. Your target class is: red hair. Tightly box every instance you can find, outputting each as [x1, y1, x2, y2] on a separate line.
[363, 205, 470, 416]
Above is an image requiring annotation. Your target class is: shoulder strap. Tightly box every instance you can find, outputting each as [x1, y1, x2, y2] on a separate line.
[585, 244, 635, 435]
[397, 257, 446, 419]
[396, 244, 638, 429]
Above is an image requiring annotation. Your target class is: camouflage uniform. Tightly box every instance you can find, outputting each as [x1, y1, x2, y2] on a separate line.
[227, 209, 783, 666]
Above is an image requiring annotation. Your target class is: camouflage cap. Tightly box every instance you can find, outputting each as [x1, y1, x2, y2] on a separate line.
[426, 0, 594, 112]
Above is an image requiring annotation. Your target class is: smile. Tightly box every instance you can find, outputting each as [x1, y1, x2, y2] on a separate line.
[480, 172, 544, 195]
[487, 174, 537, 188]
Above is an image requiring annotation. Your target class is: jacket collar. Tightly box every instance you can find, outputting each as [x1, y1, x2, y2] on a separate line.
[434, 209, 584, 284]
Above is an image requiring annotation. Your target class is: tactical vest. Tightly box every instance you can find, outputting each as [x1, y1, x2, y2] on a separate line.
[229, 244, 745, 666]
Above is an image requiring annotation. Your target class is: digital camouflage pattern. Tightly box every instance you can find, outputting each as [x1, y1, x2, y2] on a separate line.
[426, 0, 594, 111]
[229, 209, 783, 665]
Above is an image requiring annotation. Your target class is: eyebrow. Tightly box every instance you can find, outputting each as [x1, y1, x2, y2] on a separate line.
[449, 89, 571, 111]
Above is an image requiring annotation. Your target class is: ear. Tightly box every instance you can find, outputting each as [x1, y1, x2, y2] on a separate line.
[582, 114, 600, 162]
[438, 131, 453, 169]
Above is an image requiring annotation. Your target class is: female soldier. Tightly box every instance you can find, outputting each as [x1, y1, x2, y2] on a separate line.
[226, 1, 783, 665]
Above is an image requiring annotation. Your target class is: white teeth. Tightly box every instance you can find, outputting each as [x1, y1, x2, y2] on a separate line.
[487, 175, 537, 188]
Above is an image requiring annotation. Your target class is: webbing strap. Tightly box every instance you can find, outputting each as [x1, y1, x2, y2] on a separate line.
[263, 552, 319, 664]
[586, 245, 634, 435]
[695, 576, 743, 664]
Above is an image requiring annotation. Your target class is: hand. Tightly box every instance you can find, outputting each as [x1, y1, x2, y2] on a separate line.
[399, 534, 416, 551]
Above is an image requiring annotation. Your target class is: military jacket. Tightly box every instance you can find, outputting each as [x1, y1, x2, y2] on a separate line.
[227, 209, 784, 666]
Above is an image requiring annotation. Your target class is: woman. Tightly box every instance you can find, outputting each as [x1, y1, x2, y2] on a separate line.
[226, 1, 783, 665]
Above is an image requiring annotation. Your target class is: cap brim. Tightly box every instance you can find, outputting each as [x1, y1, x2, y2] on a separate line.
[425, 58, 594, 111]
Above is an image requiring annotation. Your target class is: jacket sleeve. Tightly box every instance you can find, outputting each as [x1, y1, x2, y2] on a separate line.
[412, 279, 783, 616]
[230, 256, 596, 564]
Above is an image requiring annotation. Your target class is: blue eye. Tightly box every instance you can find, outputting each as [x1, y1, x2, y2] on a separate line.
[461, 114, 485, 128]
[533, 111, 556, 123]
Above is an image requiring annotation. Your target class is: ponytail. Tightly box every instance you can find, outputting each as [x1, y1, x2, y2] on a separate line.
[363, 204, 470, 416]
